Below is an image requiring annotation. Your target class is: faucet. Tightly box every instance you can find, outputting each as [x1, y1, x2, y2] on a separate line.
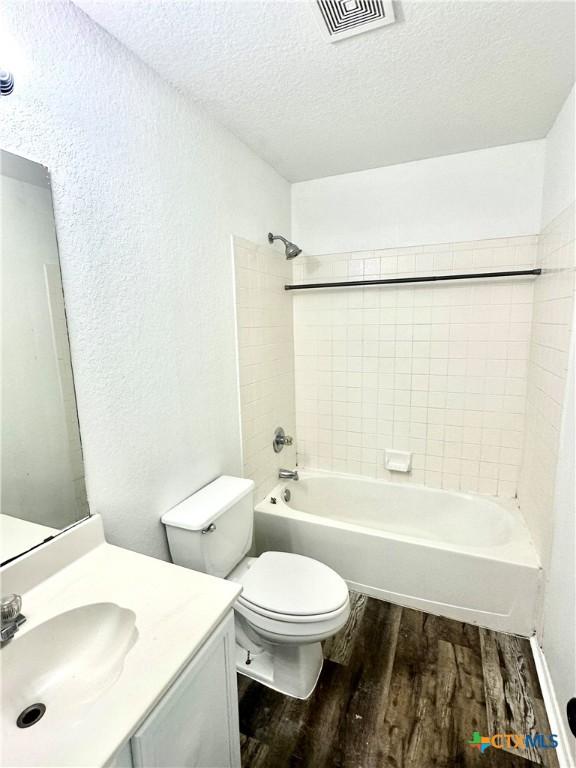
[278, 468, 299, 481]
[1, 594, 26, 645]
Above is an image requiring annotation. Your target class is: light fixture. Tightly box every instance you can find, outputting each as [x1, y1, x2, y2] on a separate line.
[0, 69, 14, 96]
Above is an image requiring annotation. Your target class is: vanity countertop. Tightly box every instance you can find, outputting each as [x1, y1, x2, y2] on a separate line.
[0, 515, 242, 767]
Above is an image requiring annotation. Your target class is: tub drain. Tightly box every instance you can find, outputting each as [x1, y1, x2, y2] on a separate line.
[16, 703, 46, 728]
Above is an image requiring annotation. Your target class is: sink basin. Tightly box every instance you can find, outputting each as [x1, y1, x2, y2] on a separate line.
[1, 603, 138, 732]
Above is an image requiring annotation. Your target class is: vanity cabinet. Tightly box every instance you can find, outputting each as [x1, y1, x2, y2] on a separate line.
[108, 612, 240, 768]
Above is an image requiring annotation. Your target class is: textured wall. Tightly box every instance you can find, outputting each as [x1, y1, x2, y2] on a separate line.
[0, 1, 290, 560]
[233, 237, 296, 502]
[293, 236, 537, 497]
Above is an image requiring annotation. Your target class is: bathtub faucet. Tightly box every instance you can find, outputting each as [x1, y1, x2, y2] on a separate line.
[279, 468, 299, 481]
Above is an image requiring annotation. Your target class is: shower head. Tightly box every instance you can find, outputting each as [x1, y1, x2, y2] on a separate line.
[268, 232, 302, 259]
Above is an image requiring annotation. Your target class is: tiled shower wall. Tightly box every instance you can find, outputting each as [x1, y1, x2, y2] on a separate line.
[518, 204, 575, 561]
[233, 237, 296, 502]
[293, 236, 538, 497]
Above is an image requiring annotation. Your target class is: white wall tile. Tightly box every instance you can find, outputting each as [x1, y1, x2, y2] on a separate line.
[234, 237, 296, 502]
[293, 236, 538, 497]
[517, 204, 576, 563]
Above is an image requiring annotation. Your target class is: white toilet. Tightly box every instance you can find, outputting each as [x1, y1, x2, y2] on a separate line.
[162, 475, 350, 699]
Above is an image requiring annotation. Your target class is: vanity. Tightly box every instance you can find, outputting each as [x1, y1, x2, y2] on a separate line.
[1, 516, 242, 767]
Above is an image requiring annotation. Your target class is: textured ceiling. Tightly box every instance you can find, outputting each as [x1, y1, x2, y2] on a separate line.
[74, 0, 575, 182]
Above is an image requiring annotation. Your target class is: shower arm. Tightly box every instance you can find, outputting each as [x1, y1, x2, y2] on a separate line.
[268, 233, 288, 246]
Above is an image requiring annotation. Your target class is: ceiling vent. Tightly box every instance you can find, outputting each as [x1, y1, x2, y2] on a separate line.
[311, 0, 396, 43]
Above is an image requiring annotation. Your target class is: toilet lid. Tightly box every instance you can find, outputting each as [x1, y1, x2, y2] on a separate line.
[238, 552, 349, 617]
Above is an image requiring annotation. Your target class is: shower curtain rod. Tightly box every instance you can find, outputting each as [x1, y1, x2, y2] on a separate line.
[284, 268, 541, 291]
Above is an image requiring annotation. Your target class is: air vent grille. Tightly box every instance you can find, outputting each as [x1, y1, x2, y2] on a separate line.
[312, 0, 396, 42]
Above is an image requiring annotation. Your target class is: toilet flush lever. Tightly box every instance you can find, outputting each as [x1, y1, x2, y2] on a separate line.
[201, 523, 216, 535]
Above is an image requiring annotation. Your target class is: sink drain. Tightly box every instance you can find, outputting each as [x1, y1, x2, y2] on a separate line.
[16, 703, 46, 728]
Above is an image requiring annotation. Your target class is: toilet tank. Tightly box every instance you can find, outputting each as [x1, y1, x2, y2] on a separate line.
[162, 476, 254, 578]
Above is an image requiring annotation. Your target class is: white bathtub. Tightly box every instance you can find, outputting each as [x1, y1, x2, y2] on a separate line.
[254, 470, 542, 636]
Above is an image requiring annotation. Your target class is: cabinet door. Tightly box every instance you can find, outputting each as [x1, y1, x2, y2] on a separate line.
[131, 612, 240, 768]
[106, 741, 133, 768]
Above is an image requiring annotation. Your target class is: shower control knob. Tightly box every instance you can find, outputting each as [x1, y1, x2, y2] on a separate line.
[273, 427, 293, 453]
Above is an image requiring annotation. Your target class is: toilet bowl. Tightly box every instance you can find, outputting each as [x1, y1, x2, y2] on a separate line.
[229, 552, 350, 697]
[162, 476, 350, 699]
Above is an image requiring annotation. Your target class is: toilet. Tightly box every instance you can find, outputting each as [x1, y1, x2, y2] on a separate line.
[162, 475, 350, 699]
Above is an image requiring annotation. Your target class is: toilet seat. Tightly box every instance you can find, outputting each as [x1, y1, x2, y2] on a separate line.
[233, 551, 350, 643]
[237, 551, 349, 620]
[238, 599, 350, 624]
[235, 596, 350, 642]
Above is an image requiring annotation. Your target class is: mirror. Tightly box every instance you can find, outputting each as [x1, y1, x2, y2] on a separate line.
[1, 150, 89, 564]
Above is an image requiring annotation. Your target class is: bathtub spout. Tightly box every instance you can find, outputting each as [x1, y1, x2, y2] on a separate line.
[279, 468, 299, 481]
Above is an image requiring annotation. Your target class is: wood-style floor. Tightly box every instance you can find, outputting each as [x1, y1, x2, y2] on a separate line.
[238, 593, 559, 768]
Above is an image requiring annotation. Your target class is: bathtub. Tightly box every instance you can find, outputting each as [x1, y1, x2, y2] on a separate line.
[254, 470, 541, 636]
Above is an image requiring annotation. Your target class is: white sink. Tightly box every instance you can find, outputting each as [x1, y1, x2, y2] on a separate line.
[0, 517, 241, 766]
[2, 603, 138, 733]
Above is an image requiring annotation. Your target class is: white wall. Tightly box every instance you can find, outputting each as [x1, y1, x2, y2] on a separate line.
[292, 142, 545, 255]
[541, 319, 575, 763]
[0, 0, 290, 560]
[541, 86, 575, 229]
[528, 85, 575, 756]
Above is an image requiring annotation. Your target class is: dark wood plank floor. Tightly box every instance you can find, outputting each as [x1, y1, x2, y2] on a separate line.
[238, 593, 559, 768]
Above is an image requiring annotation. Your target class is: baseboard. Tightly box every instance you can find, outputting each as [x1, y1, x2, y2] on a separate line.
[530, 636, 575, 768]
